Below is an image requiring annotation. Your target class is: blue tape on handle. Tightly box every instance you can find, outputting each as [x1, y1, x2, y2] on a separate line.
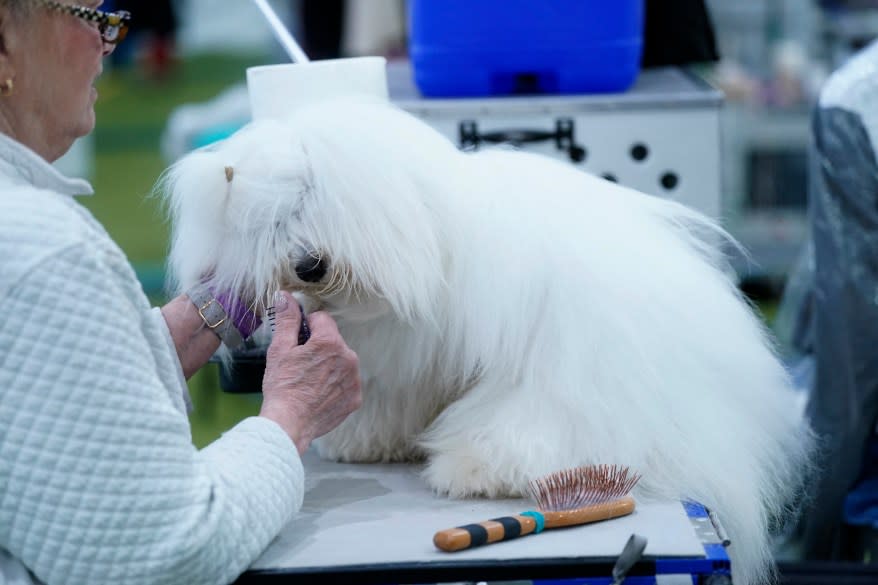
[520, 510, 545, 533]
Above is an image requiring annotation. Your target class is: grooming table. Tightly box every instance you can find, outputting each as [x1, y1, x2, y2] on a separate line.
[234, 452, 731, 585]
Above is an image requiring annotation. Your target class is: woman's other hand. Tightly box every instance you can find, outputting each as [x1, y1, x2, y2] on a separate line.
[260, 291, 362, 454]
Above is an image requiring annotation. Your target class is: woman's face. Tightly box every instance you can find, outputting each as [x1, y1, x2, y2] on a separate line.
[1, 1, 109, 161]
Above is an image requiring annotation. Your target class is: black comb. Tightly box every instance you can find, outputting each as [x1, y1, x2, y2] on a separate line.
[266, 303, 311, 345]
[297, 304, 311, 345]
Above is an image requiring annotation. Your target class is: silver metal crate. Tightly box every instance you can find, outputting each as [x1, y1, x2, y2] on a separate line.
[389, 62, 724, 220]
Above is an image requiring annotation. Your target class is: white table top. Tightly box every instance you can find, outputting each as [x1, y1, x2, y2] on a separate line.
[249, 452, 705, 580]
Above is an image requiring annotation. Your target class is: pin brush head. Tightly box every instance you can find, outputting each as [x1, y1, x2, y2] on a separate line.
[527, 464, 641, 512]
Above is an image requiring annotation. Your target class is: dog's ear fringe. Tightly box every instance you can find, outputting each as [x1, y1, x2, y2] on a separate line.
[154, 148, 243, 298]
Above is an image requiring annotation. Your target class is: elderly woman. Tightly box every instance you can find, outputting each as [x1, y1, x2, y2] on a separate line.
[0, 2, 362, 585]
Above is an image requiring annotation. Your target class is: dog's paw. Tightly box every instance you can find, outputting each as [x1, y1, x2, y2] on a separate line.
[423, 452, 526, 499]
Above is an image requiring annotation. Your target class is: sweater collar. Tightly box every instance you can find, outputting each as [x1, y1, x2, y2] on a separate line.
[0, 132, 94, 197]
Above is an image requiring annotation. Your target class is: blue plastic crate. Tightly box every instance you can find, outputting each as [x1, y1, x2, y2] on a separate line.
[408, 0, 644, 97]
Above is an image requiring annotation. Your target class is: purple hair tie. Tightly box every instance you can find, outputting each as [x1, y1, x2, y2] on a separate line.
[215, 291, 262, 340]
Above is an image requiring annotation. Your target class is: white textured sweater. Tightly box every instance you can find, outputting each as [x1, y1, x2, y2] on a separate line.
[0, 134, 304, 585]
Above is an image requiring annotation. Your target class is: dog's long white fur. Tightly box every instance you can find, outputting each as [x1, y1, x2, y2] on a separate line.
[162, 98, 813, 585]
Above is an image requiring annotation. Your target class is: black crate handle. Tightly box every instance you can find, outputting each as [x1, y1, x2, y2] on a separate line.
[459, 118, 586, 163]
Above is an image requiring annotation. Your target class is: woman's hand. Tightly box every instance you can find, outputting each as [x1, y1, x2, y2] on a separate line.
[260, 291, 362, 454]
[161, 294, 222, 379]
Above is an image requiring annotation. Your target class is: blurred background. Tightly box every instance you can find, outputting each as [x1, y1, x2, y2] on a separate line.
[75, 3, 878, 559]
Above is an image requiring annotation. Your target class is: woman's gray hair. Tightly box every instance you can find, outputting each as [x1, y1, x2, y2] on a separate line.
[0, 0, 32, 17]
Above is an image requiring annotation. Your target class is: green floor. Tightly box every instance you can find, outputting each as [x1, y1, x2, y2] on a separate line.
[87, 52, 272, 447]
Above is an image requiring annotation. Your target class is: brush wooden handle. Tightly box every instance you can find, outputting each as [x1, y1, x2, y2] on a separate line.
[433, 514, 540, 552]
[433, 496, 636, 552]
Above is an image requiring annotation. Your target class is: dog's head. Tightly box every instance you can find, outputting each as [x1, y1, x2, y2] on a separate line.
[162, 97, 461, 324]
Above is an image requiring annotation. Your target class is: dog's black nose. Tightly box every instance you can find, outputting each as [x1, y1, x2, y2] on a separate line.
[295, 256, 327, 282]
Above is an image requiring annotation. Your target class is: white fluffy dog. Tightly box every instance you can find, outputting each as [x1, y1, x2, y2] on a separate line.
[163, 97, 812, 584]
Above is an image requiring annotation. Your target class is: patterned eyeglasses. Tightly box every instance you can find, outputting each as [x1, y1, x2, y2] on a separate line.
[39, 1, 132, 45]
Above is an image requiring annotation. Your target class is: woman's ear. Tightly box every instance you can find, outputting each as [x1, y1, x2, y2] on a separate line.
[0, 4, 34, 99]
[0, 7, 15, 79]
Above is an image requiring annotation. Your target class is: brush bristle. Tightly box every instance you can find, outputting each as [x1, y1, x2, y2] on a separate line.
[527, 464, 641, 512]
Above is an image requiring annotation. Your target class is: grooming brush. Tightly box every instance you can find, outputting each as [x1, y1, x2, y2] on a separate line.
[433, 464, 640, 552]
[266, 303, 311, 344]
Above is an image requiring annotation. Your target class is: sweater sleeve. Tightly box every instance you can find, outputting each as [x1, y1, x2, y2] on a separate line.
[0, 240, 305, 585]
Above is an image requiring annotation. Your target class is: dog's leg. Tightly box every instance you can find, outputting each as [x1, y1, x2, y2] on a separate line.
[418, 380, 565, 499]
[313, 379, 432, 463]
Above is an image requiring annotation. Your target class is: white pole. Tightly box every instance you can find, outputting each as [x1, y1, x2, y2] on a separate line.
[251, 0, 311, 63]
